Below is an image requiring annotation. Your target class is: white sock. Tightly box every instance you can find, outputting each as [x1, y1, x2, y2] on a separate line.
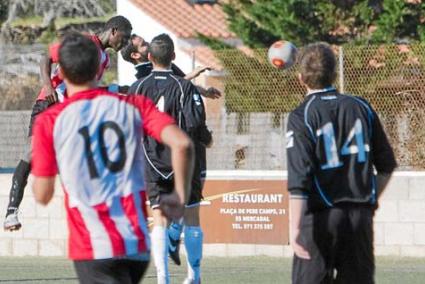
[184, 226, 203, 283]
[151, 226, 169, 284]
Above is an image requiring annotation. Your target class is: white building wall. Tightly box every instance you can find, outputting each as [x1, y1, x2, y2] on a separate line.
[117, 0, 194, 86]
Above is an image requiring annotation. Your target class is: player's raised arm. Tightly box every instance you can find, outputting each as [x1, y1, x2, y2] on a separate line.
[40, 53, 56, 104]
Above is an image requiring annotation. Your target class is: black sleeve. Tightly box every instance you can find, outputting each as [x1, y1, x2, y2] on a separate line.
[370, 108, 397, 174]
[171, 63, 186, 77]
[181, 81, 211, 145]
[286, 111, 316, 198]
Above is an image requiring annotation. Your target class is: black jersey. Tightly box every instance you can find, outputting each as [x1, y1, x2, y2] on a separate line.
[134, 62, 185, 80]
[286, 88, 396, 212]
[129, 70, 211, 183]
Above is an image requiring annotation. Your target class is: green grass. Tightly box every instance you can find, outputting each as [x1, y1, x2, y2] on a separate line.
[0, 256, 425, 283]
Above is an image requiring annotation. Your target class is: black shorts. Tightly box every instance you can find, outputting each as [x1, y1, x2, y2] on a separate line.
[28, 100, 51, 137]
[73, 258, 149, 284]
[147, 178, 203, 209]
[292, 204, 375, 284]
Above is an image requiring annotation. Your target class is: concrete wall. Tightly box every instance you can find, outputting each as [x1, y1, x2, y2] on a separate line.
[0, 111, 31, 168]
[0, 171, 424, 257]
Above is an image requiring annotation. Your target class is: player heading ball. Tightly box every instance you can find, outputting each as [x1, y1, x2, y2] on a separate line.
[31, 32, 195, 284]
[287, 42, 396, 284]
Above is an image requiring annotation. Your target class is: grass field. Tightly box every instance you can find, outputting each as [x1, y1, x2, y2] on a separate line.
[1, 256, 425, 283]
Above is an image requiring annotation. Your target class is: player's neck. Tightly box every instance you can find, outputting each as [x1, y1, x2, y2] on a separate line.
[96, 31, 110, 49]
[66, 81, 98, 98]
[152, 63, 171, 71]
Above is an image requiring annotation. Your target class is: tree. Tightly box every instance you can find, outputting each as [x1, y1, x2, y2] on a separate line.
[222, 0, 425, 47]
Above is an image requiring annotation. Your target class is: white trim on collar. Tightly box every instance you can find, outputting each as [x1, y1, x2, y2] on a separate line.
[306, 86, 336, 96]
[135, 62, 151, 68]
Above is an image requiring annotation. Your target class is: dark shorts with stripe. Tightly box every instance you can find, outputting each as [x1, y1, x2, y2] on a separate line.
[73, 258, 149, 284]
[28, 100, 51, 137]
[292, 204, 375, 284]
[147, 174, 205, 208]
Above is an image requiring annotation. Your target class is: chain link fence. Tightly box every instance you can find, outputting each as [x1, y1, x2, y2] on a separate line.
[205, 44, 425, 171]
[0, 44, 424, 170]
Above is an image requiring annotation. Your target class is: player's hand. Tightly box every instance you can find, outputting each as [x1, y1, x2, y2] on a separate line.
[205, 136, 213, 148]
[44, 86, 58, 105]
[290, 229, 311, 260]
[204, 87, 221, 99]
[159, 191, 185, 221]
[119, 85, 130, 94]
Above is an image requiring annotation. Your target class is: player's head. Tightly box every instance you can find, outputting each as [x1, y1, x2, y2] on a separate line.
[59, 32, 100, 85]
[148, 33, 175, 68]
[298, 42, 336, 90]
[121, 34, 149, 65]
[103, 15, 132, 52]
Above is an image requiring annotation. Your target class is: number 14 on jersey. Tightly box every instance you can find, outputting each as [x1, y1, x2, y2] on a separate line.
[317, 119, 370, 170]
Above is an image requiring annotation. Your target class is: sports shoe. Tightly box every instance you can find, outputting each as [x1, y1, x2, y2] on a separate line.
[183, 278, 200, 284]
[4, 209, 21, 231]
[168, 235, 181, 266]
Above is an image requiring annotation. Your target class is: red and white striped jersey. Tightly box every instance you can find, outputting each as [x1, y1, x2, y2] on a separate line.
[36, 35, 110, 102]
[31, 88, 175, 260]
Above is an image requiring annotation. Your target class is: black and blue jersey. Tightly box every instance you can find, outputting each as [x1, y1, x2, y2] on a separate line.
[286, 88, 396, 212]
[129, 70, 211, 184]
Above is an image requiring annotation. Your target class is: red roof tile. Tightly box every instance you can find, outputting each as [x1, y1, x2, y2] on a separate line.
[129, 0, 235, 39]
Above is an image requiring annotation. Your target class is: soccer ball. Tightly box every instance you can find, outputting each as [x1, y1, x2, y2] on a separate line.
[267, 40, 297, 70]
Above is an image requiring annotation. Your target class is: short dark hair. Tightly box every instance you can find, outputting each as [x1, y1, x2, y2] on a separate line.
[104, 15, 132, 33]
[59, 32, 100, 84]
[120, 34, 138, 64]
[149, 33, 174, 67]
[299, 42, 336, 89]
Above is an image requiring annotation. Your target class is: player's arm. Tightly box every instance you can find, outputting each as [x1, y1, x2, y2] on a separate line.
[184, 66, 210, 81]
[286, 112, 315, 259]
[289, 198, 310, 259]
[172, 64, 221, 100]
[40, 44, 60, 104]
[369, 107, 397, 197]
[196, 85, 222, 100]
[31, 113, 58, 206]
[182, 82, 213, 147]
[33, 177, 56, 205]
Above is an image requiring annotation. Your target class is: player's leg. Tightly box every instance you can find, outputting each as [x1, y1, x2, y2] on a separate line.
[292, 208, 340, 284]
[168, 177, 205, 266]
[74, 258, 149, 284]
[5, 100, 47, 229]
[148, 182, 172, 284]
[4, 100, 50, 231]
[334, 206, 375, 284]
[167, 218, 183, 265]
[183, 205, 203, 284]
[4, 151, 31, 231]
[182, 177, 204, 284]
[125, 258, 150, 284]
